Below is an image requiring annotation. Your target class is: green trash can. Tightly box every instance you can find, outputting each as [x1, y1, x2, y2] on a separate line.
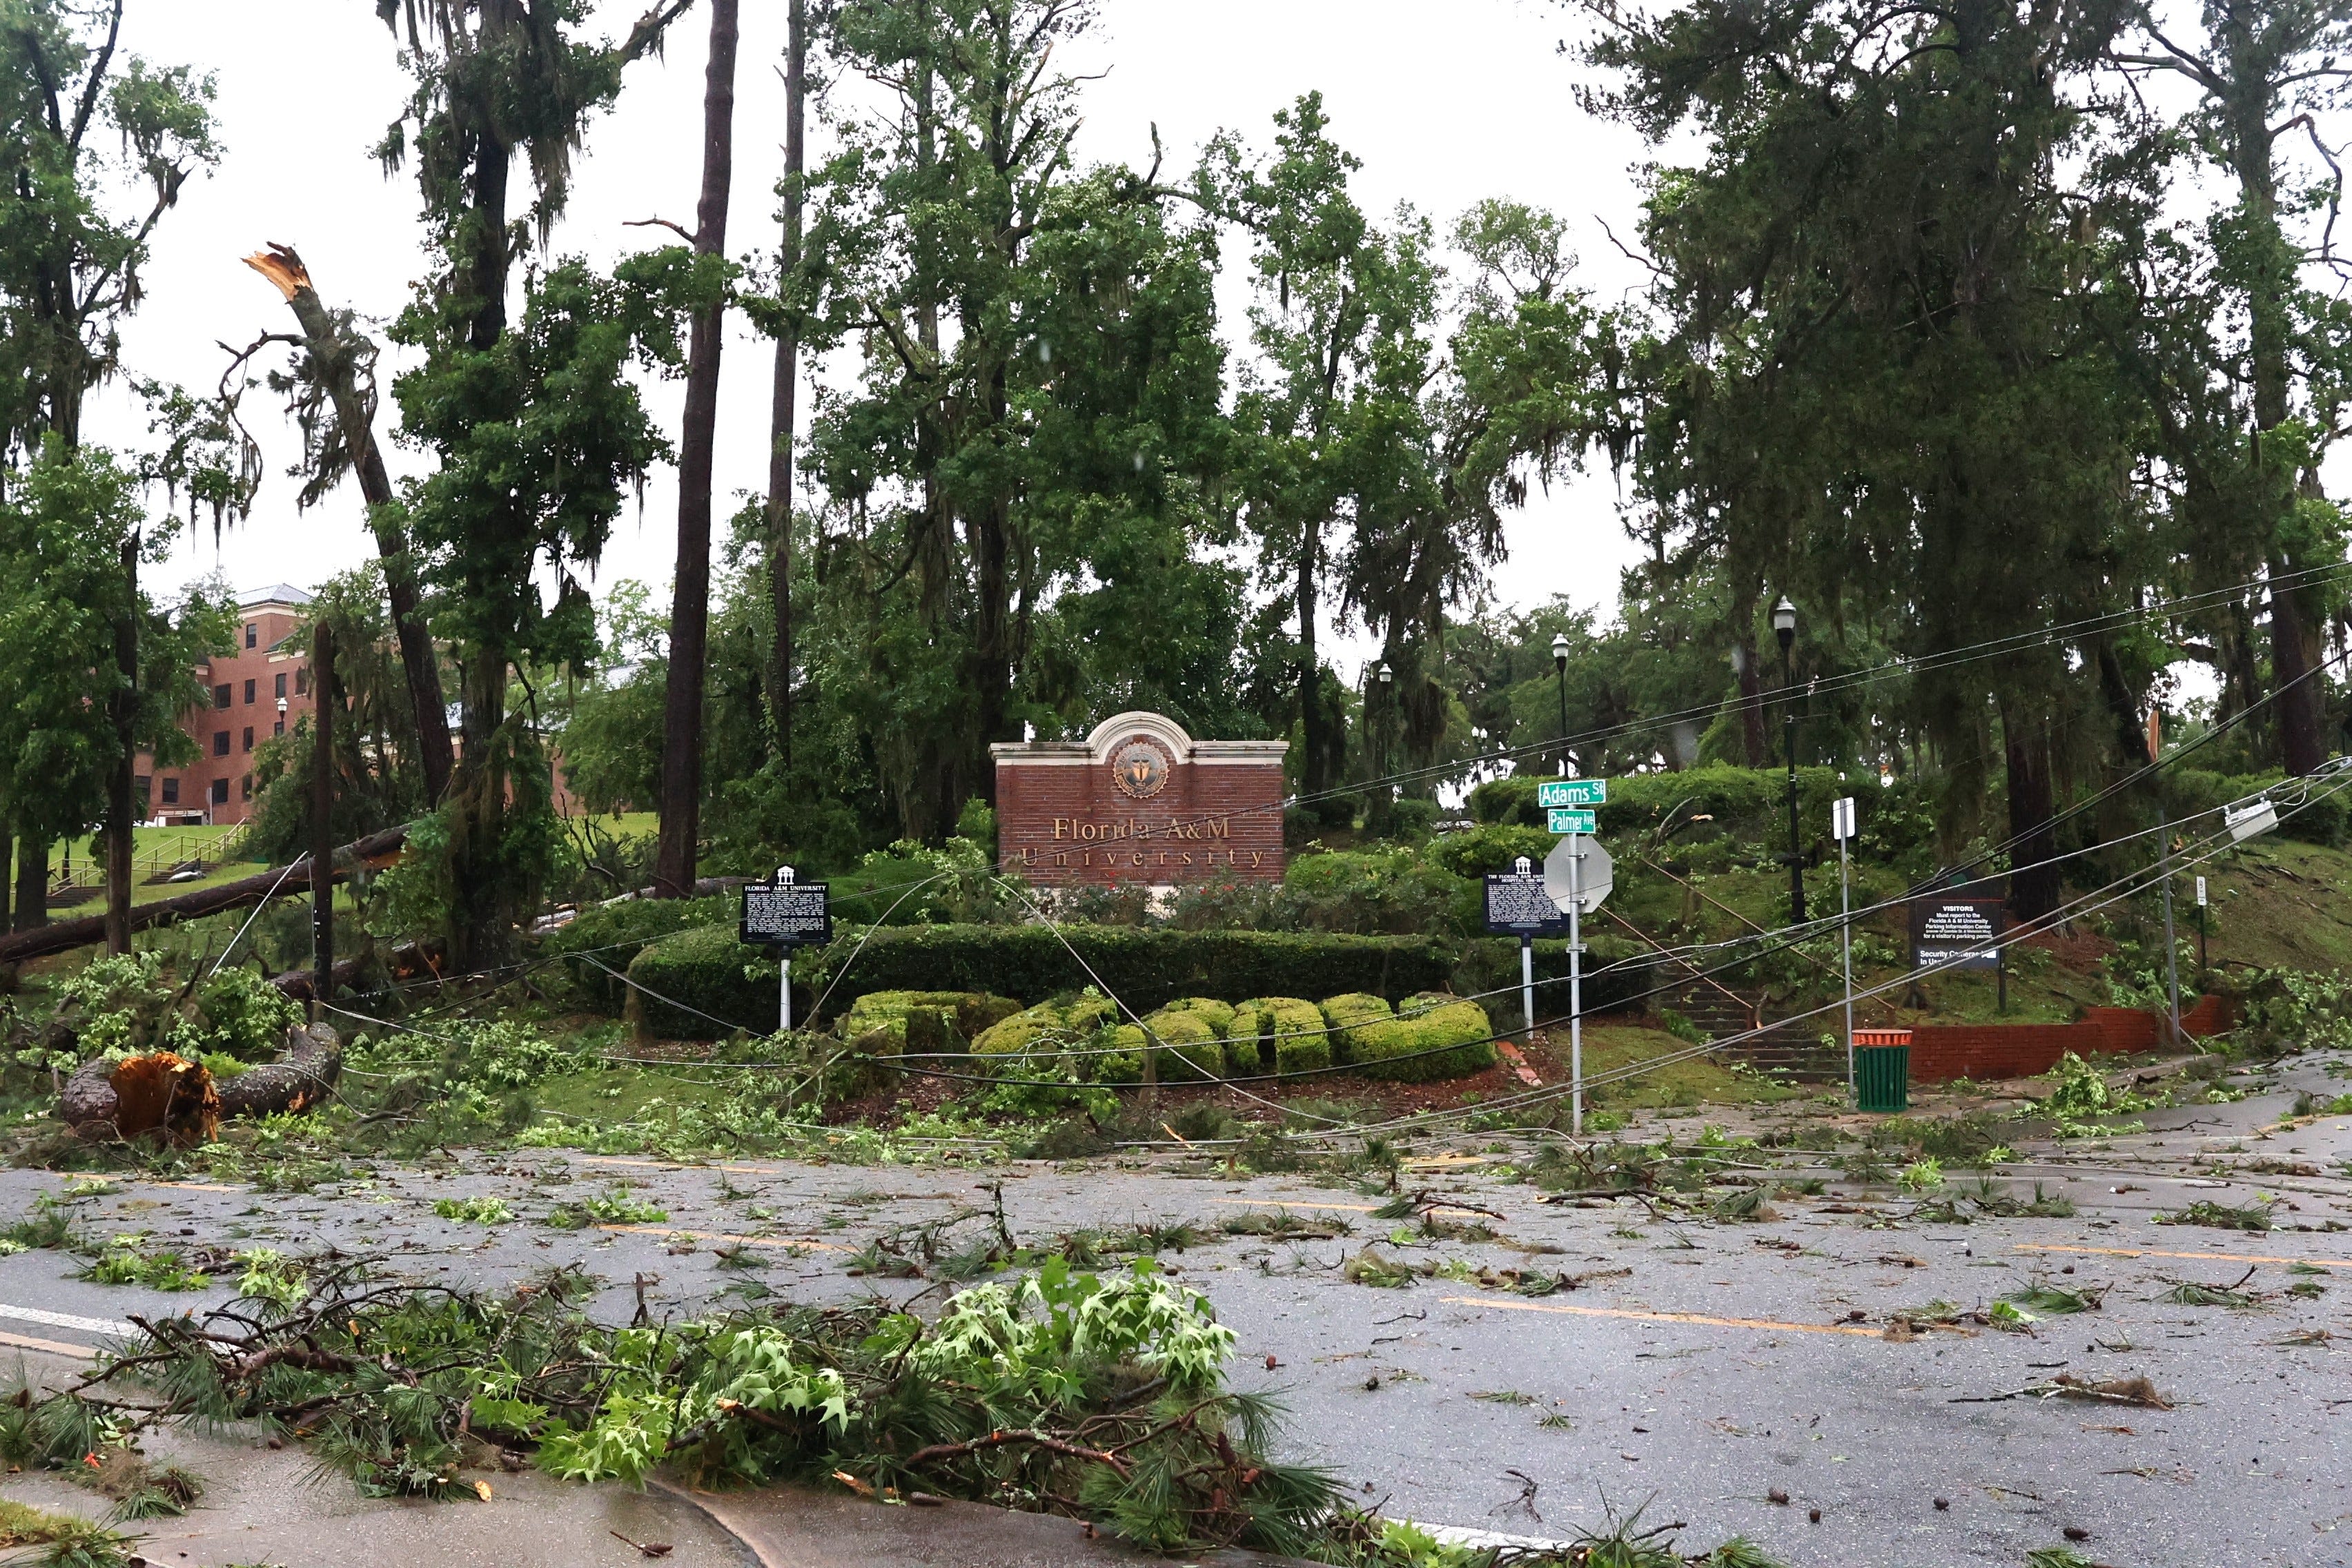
[1854, 1028, 1912, 1113]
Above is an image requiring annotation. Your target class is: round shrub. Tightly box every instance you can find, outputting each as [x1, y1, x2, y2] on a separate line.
[1161, 997, 1237, 1035]
[1232, 997, 1331, 1077]
[842, 990, 1022, 1055]
[1324, 991, 1496, 1082]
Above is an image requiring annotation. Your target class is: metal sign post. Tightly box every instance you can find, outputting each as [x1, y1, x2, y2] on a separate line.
[1568, 840, 1583, 1136]
[1831, 796, 1856, 1098]
[2195, 874, 2208, 974]
[741, 865, 833, 1033]
[1542, 832, 1613, 1139]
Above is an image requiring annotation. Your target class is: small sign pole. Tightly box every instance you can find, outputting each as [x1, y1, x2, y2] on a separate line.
[2195, 875, 2208, 974]
[778, 866, 796, 1033]
[1514, 857, 1536, 1052]
[1568, 836, 1584, 1138]
[2158, 810, 2182, 1048]
[1832, 797, 1856, 1097]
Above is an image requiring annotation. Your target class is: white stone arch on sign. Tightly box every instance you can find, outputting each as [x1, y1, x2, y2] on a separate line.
[1084, 711, 1195, 764]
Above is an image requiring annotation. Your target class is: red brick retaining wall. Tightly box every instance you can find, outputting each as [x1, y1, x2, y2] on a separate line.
[1907, 997, 2232, 1083]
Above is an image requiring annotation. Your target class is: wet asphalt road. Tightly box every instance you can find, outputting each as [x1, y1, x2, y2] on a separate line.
[6, 1058, 2351, 1567]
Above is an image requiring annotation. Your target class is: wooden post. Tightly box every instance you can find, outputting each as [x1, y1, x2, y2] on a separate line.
[311, 620, 335, 1020]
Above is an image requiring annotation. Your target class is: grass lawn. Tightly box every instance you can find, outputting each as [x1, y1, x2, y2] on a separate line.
[1562, 1021, 1799, 1110]
[534, 1062, 742, 1124]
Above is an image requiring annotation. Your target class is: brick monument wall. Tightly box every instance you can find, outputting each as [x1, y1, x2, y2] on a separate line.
[992, 712, 1287, 888]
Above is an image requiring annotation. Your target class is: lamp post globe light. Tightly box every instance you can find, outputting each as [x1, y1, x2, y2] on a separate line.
[1375, 661, 1394, 807]
[1772, 596, 1805, 923]
[1551, 632, 1571, 776]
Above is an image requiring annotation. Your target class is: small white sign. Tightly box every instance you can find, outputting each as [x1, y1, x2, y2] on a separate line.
[1831, 796, 1857, 841]
[2195, 875, 2207, 908]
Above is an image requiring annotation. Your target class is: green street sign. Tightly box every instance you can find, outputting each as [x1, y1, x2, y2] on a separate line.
[1538, 778, 1607, 807]
[1548, 807, 1598, 834]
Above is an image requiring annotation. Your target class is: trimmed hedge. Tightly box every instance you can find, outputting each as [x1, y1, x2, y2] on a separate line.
[542, 894, 736, 1015]
[1325, 992, 1496, 1082]
[625, 920, 1650, 1045]
[792, 925, 1462, 1019]
[1231, 997, 1329, 1075]
[972, 996, 1119, 1063]
[625, 922, 786, 1039]
[842, 990, 1022, 1055]
[1105, 1008, 1226, 1084]
[1467, 763, 1856, 841]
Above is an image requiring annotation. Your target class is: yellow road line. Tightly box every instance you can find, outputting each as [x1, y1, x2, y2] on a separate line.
[1212, 1197, 1496, 1219]
[1442, 1294, 1885, 1339]
[0, 1329, 99, 1357]
[137, 1180, 242, 1193]
[596, 1223, 847, 1254]
[2016, 1242, 2352, 1271]
[576, 1155, 797, 1177]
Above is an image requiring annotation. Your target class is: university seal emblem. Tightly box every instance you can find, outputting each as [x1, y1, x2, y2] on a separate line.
[1109, 737, 1171, 799]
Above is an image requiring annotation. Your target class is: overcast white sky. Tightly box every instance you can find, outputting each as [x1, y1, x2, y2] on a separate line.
[88, 0, 1654, 674]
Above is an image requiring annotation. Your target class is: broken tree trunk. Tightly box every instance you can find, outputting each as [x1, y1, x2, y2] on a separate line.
[60, 1052, 220, 1146]
[0, 824, 408, 966]
[59, 1023, 341, 1141]
[242, 243, 456, 807]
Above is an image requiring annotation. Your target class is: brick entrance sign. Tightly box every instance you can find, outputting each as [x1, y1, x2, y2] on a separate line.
[991, 712, 1287, 888]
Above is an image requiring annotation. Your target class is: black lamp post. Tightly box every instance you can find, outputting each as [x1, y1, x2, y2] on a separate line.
[1772, 595, 1805, 923]
[1551, 632, 1570, 776]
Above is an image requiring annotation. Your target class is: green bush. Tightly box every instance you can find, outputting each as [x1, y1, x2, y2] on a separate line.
[1467, 763, 1855, 841]
[1160, 997, 1237, 1035]
[542, 895, 735, 1015]
[624, 922, 782, 1039]
[1106, 1008, 1226, 1084]
[1231, 997, 1331, 1076]
[2169, 767, 2344, 847]
[1324, 992, 1496, 1082]
[972, 995, 1120, 1064]
[1424, 823, 1558, 879]
[193, 966, 304, 1061]
[841, 990, 1022, 1055]
[628, 920, 1642, 1047]
[792, 924, 1461, 1021]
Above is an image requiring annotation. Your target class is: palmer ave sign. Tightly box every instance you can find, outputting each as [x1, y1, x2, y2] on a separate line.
[991, 712, 1288, 889]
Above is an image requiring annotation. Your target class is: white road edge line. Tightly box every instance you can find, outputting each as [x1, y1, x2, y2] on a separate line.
[0, 1302, 133, 1337]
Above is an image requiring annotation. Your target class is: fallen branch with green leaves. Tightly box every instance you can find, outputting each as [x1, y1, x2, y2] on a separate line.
[6, 1253, 1346, 1557]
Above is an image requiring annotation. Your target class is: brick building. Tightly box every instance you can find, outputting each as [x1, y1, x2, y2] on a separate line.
[144, 585, 315, 826]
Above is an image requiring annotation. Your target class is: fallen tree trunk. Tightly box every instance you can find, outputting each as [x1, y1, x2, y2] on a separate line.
[61, 1052, 221, 1145]
[0, 825, 409, 967]
[217, 1023, 343, 1121]
[61, 1023, 342, 1140]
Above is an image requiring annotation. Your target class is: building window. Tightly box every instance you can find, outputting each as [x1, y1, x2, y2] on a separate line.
[134, 774, 149, 811]
[210, 778, 229, 805]
[214, 683, 232, 709]
[161, 777, 179, 805]
[244, 678, 256, 704]
[246, 623, 258, 649]
[213, 731, 230, 757]
[273, 721, 284, 737]
[295, 666, 308, 696]
[274, 672, 286, 699]
[242, 726, 254, 753]
[240, 774, 253, 801]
